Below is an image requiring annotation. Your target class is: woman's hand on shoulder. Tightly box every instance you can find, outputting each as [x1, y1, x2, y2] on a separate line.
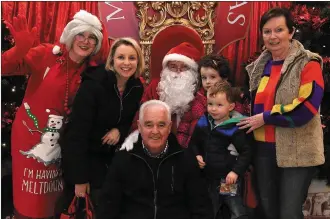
[102, 128, 120, 145]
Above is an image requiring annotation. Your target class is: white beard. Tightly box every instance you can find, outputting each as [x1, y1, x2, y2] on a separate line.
[157, 67, 198, 117]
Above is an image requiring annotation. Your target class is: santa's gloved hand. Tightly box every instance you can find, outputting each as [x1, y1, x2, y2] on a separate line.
[4, 14, 38, 55]
[227, 144, 239, 156]
[119, 130, 139, 151]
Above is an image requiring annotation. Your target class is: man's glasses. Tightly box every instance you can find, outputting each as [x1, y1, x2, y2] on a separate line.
[75, 33, 97, 45]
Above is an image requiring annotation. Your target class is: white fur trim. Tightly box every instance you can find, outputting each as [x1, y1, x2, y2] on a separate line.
[48, 114, 64, 119]
[74, 10, 102, 31]
[162, 53, 198, 71]
[52, 45, 61, 55]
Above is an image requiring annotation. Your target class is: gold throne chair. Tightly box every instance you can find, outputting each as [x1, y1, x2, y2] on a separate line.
[136, 2, 217, 84]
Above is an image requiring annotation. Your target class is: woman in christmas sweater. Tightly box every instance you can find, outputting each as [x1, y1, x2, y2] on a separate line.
[1, 10, 109, 219]
[237, 8, 325, 219]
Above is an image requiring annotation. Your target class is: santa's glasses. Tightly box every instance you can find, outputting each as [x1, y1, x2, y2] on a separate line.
[75, 33, 97, 45]
[167, 62, 190, 73]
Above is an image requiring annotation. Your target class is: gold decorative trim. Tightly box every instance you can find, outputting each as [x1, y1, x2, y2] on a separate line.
[136, 1, 217, 84]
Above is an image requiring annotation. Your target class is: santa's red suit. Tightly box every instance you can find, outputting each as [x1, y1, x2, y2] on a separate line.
[1, 12, 109, 218]
[128, 42, 205, 149]
[176, 88, 206, 147]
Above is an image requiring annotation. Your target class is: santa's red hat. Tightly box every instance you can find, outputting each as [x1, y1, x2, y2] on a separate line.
[45, 108, 63, 120]
[162, 42, 202, 71]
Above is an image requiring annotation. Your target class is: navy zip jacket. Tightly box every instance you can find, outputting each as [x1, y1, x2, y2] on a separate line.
[61, 64, 143, 188]
[189, 113, 252, 179]
[97, 133, 213, 219]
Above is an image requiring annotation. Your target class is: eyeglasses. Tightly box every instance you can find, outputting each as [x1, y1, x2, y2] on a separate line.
[75, 33, 97, 45]
[167, 63, 190, 73]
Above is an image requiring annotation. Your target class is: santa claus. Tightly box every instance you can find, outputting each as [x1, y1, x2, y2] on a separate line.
[121, 42, 206, 150]
[2, 10, 109, 218]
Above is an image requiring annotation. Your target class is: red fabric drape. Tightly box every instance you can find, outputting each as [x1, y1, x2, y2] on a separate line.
[220, 2, 291, 86]
[1, 2, 99, 44]
[2, 2, 292, 87]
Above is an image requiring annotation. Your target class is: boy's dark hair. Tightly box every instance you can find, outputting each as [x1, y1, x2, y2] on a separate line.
[207, 81, 241, 104]
[260, 7, 295, 34]
[198, 54, 231, 79]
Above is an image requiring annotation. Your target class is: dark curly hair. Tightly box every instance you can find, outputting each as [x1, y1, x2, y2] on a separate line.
[198, 54, 231, 80]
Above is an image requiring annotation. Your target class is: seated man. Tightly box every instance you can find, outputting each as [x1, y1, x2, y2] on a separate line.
[97, 100, 213, 219]
[122, 42, 206, 150]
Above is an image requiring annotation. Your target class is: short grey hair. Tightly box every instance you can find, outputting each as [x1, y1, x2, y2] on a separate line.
[139, 100, 171, 122]
[60, 10, 103, 55]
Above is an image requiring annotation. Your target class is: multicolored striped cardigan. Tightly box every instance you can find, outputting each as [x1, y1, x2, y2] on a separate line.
[246, 39, 325, 167]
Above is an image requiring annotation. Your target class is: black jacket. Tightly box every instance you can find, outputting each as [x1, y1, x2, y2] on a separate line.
[189, 113, 252, 179]
[61, 64, 143, 188]
[97, 133, 213, 219]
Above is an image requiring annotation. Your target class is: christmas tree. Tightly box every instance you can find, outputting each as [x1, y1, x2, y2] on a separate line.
[1, 20, 29, 161]
[291, 2, 330, 183]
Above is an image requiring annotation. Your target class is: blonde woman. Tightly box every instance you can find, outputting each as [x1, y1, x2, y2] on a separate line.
[61, 37, 144, 208]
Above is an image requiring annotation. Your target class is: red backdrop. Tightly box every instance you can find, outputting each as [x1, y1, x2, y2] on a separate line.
[1, 2, 99, 44]
[1, 1, 291, 86]
[220, 1, 291, 85]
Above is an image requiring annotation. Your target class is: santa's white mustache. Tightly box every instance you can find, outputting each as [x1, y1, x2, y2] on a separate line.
[158, 67, 198, 116]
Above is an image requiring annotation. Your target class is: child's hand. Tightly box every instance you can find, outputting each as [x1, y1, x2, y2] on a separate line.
[226, 171, 238, 184]
[196, 155, 206, 169]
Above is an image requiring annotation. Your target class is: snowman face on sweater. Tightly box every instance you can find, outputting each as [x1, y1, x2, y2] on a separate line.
[47, 116, 63, 130]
